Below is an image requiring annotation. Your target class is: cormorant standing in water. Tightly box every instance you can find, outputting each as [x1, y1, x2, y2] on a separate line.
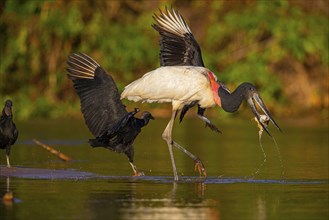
[0, 100, 18, 168]
[67, 53, 154, 176]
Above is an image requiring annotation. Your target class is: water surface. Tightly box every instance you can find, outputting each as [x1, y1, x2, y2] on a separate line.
[0, 117, 328, 219]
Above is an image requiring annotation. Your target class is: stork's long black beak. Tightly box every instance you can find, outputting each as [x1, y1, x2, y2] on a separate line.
[247, 93, 282, 137]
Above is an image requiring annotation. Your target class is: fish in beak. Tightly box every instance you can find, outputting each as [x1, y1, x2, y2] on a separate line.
[247, 92, 282, 137]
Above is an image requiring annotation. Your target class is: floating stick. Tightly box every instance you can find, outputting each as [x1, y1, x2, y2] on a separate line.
[33, 139, 71, 162]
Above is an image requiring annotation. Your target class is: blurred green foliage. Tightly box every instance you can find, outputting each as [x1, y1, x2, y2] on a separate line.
[204, 0, 328, 110]
[0, 0, 328, 120]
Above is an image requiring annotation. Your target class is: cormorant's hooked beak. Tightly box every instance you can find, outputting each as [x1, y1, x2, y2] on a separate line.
[247, 93, 282, 137]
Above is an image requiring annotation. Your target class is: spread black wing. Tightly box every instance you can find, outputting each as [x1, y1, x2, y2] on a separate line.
[152, 7, 204, 67]
[96, 108, 141, 149]
[153, 8, 205, 121]
[153, 8, 221, 133]
[67, 53, 127, 137]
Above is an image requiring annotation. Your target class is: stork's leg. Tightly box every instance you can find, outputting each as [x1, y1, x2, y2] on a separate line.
[172, 141, 207, 177]
[162, 109, 179, 181]
[197, 106, 222, 133]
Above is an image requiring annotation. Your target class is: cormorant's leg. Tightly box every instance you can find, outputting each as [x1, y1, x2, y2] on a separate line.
[197, 106, 222, 133]
[5, 146, 11, 168]
[129, 162, 144, 176]
[126, 147, 144, 176]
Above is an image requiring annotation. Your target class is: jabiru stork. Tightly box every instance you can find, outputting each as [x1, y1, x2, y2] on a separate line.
[67, 53, 154, 176]
[0, 100, 18, 168]
[121, 8, 281, 181]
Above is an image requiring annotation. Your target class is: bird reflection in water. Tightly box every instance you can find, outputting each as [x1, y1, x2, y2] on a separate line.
[121, 182, 219, 220]
[2, 177, 13, 207]
[87, 180, 219, 220]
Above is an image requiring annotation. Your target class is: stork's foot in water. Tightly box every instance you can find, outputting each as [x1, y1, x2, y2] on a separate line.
[194, 158, 207, 177]
[171, 141, 207, 178]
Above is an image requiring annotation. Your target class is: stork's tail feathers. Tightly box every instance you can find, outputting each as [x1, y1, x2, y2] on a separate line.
[67, 53, 100, 79]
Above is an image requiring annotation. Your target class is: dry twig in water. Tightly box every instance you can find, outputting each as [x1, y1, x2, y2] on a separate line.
[33, 139, 71, 162]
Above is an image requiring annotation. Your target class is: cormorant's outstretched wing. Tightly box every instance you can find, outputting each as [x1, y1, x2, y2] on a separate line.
[152, 7, 205, 67]
[104, 108, 139, 138]
[67, 53, 127, 137]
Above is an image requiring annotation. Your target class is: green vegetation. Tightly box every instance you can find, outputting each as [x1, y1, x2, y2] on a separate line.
[0, 0, 328, 120]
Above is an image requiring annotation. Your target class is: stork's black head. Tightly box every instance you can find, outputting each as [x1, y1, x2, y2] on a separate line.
[141, 111, 155, 125]
[3, 99, 13, 117]
[218, 82, 281, 136]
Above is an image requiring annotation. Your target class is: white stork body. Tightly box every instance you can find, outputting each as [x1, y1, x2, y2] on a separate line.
[121, 8, 280, 181]
[121, 66, 221, 181]
[121, 66, 221, 110]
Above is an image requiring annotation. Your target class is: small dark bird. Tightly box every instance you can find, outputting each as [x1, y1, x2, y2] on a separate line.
[121, 8, 281, 181]
[67, 53, 154, 176]
[0, 100, 18, 168]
